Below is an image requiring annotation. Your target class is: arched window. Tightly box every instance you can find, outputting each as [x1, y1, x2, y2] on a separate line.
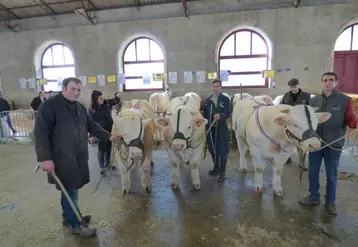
[334, 24, 358, 51]
[122, 37, 165, 91]
[333, 23, 358, 93]
[41, 43, 75, 92]
[218, 29, 269, 88]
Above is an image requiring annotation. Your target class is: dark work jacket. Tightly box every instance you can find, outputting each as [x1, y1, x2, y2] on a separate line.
[34, 93, 111, 190]
[310, 89, 350, 148]
[280, 89, 311, 106]
[203, 93, 231, 157]
[88, 93, 121, 134]
[30, 96, 46, 111]
[0, 97, 10, 113]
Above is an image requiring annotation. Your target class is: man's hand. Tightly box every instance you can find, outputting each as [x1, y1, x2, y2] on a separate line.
[213, 114, 221, 120]
[88, 137, 95, 144]
[41, 160, 55, 176]
[109, 134, 121, 142]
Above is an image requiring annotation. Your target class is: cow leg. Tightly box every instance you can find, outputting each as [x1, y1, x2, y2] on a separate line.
[297, 147, 308, 171]
[140, 158, 152, 194]
[167, 148, 181, 189]
[237, 137, 248, 173]
[119, 163, 131, 195]
[189, 147, 203, 190]
[272, 164, 284, 197]
[251, 152, 266, 193]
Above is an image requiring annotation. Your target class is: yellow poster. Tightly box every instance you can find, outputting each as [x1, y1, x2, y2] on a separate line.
[88, 76, 97, 84]
[152, 73, 163, 81]
[107, 75, 116, 83]
[263, 70, 275, 78]
[208, 72, 218, 80]
[39, 78, 47, 85]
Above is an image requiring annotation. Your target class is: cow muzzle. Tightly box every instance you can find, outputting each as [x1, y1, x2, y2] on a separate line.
[172, 139, 187, 151]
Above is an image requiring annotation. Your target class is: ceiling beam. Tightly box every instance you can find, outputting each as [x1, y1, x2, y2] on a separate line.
[75, 0, 97, 25]
[0, 3, 21, 19]
[37, 0, 57, 19]
[0, 20, 19, 33]
[181, 0, 189, 18]
[135, 0, 140, 11]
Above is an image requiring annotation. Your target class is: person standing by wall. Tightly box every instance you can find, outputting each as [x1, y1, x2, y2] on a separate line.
[30, 91, 46, 111]
[203, 79, 231, 182]
[299, 72, 358, 215]
[0, 93, 16, 134]
[280, 78, 311, 164]
[34, 77, 120, 237]
[88, 90, 121, 174]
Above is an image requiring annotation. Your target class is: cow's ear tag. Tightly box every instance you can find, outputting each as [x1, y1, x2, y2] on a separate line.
[273, 117, 284, 126]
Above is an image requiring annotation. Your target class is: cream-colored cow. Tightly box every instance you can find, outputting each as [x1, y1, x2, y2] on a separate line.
[232, 93, 253, 107]
[155, 98, 207, 190]
[232, 98, 331, 196]
[184, 92, 201, 110]
[149, 90, 172, 117]
[112, 99, 156, 195]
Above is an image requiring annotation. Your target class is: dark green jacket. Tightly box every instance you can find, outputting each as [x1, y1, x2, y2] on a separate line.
[280, 89, 311, 106]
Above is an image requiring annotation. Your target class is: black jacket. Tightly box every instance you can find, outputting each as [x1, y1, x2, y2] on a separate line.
[31, 96, 45, 111]
[280, 89, 311, 106]
[0, 97, 10, 113]
[34, 93, 111, 190]
[88, 93, 121, 134]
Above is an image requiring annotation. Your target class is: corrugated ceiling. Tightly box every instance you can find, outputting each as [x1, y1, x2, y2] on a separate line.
[0, 0, 188, 21]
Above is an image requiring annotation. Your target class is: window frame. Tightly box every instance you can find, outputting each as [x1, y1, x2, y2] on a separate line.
[334, 23, 357, 51]
[40, 43, 75, 92]
[218, 29, 269, 89]
[122, 37, 165, 92]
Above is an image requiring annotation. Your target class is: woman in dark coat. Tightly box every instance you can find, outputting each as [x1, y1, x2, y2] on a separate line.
[88, 90, 121, 174]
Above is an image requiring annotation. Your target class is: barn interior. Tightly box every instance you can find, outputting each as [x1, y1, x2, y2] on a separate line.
[1, 0, 358, 246]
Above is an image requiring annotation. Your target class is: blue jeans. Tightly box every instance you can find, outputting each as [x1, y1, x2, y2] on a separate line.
[308, 147, 342, 203]
[61, 188, 81, 228]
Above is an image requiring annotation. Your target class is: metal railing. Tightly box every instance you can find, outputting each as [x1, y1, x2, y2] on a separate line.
[0, 110, 36, 143]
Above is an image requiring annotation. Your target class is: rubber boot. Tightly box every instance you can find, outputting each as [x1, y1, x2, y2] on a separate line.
[209, 153, 219, 176]
[97, 151, 105, 174]
[218, 157, 227, 182]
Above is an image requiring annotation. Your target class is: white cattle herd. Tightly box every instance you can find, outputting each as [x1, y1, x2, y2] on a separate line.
[111, 91, 330, 196]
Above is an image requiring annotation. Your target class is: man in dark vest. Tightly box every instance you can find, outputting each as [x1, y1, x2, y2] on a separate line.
[280, 78, 311, 164]
[203, 79, 231, 182]
[299, 72, 358, 215]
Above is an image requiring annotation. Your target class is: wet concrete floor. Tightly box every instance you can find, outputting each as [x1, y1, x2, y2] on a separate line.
[1, 142, 358, 247]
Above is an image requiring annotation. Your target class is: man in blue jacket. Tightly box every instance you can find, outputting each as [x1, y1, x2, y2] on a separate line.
[203, 79, 231, 182]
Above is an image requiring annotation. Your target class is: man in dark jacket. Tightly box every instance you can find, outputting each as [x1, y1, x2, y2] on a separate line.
[30, 91, 46, 111]
[0, 94, 16, 134]
[34, 77, 120, 237]
[203, 79, 231, 182]
[280, 78, 311, 164]
[299, 72, 358, 215]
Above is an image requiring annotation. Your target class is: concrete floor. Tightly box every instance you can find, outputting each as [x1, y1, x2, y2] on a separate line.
[1, 142, 358, 247]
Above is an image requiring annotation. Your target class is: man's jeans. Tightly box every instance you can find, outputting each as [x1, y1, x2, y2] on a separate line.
[61, 188, 81, 228]
[308, 146, 342, 203]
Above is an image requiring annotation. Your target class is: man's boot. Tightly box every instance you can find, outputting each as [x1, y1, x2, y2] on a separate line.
[218, 157, 227, 182]
[70, 225, 97, 237]
[97, 151, 105, 174]
[209, 153, 219, 176]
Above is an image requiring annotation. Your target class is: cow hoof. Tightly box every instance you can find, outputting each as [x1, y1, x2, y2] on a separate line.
[253, 185, 262, 193]
[145, 186, 152, 193]
[122, 189, 131, 196]
[239, 168, 248, 173]
[193, 183, 201, 190]
[274, 187, 284, 197]
[171, 182, 179, 189]
[150, 161, 154, 167]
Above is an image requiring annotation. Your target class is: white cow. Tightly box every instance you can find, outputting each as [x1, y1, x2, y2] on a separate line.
[155, 99, 208, 190]
[184, 92, 201, 110]
[149, 90, 172, 117]
[112, 99, 156, 195]
[232, 93, 253, 107]
[232, 98, 331, 196]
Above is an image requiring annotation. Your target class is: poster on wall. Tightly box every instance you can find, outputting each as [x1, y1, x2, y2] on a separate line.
[208, 72, 217, 80]
[88, 76, 97, 84]
[196, 71, 206, 83]
[28, 78, 36, 89]
[184, 71, 193, 83]
[118, 73, 126, 85]
[152, 73, 163, 81]
[168, 72, 177, 84]
[143, 73, 151, 84]
[107, 75, 116, 83]
[19, 78, 27, 89]
[220, 70, 229, 82]
[78, 76, 87, 86]
[97, 74, 106, 86]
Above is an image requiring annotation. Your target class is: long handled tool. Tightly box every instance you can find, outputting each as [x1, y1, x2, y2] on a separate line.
[34, 164, 87, 227]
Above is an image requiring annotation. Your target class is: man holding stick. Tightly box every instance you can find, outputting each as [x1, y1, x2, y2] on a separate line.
[34, 77, 120, 237]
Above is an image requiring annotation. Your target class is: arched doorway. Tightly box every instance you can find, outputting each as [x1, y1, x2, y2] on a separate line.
[333, 23, 358, 93]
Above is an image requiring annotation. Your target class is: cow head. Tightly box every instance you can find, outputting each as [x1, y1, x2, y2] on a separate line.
[155, 107, 208, 151]
[116, 116, 152, 163]
[273, 104, 331, 152]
